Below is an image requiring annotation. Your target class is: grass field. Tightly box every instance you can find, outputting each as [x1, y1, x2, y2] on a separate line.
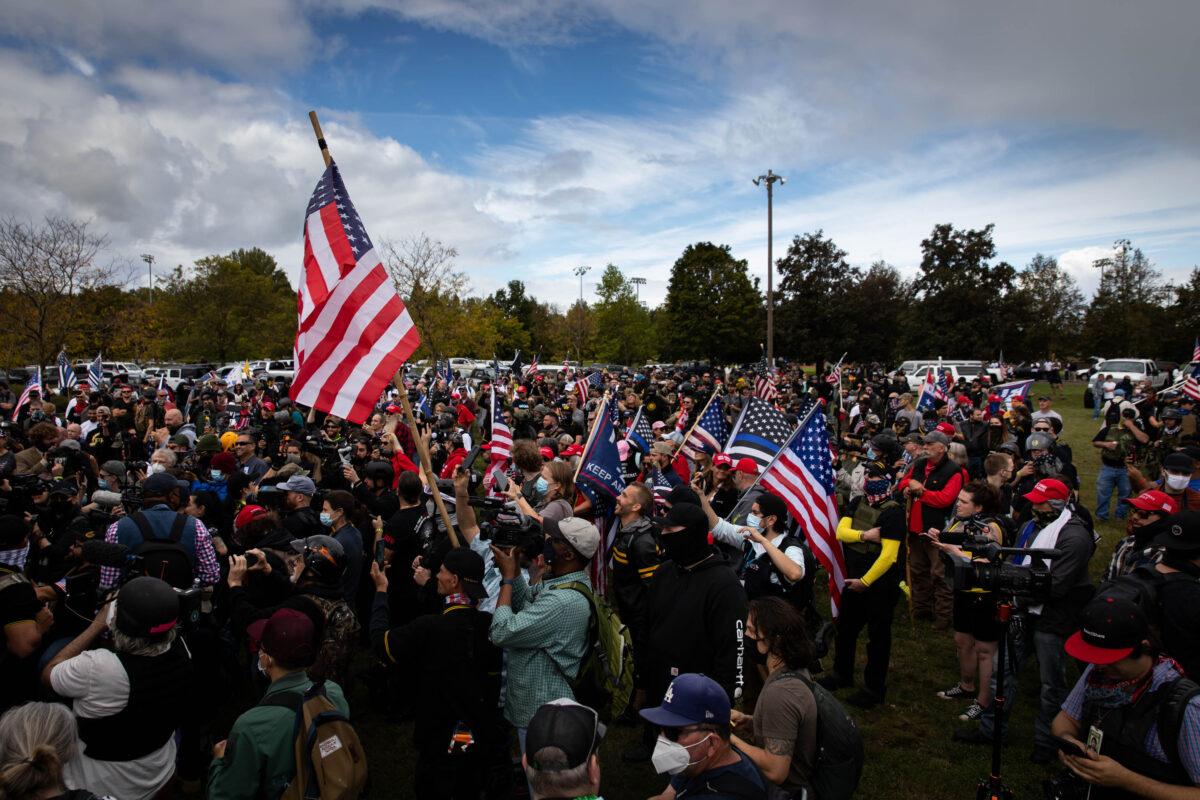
[349, 381, 1124, 799]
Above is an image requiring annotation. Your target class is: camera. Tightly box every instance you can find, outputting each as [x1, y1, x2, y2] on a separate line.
[480, 507, 543, 559]
[941, 540, 1055, 600]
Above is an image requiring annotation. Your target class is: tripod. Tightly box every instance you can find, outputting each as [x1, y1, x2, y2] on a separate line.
[977, 597, 1015, 800]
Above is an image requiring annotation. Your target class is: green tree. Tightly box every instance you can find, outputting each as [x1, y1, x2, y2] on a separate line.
[774, 230, 861, 360]
[660, 242, 762, 363]
[1010, 254, 1085, 359]
[839, 261, 913, 364]
[908, 223, 1017, 358]
[591, 264, 655, 365]
[1081, 240, 1167, 357]
[488, 280, 535, 356]
[160, 247, 295, 362]
[1166, 267, 1200, 361]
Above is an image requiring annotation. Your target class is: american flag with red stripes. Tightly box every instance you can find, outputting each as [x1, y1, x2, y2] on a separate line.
[489, 387, 512, 460]
[754, 371, 778, 402]
[13, 369, 41, 417]
[825, 362, 841, 386]
[292, 163, 420, 424]
[1183, 337, 1200, 401]
[759, 405, 847, 617]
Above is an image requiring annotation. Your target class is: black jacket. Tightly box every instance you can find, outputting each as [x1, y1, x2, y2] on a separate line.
[1027, 515, 1095, 637]
[610, 517, 660, 634]
[645, 552, 748, 703]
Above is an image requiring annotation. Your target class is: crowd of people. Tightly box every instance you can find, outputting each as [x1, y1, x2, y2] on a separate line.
[0, 359, 1198, 800]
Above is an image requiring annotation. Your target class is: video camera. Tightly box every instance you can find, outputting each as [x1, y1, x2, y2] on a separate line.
[479, 506, 543, 558]
[80, 540, 203, 630]
[941, 540, 1057, 600]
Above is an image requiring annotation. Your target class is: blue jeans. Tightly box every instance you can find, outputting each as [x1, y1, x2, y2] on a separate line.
[1095, 464, 1130, 521]
[978, 618, 1070, 752]
[1092, 389, 1103, 419]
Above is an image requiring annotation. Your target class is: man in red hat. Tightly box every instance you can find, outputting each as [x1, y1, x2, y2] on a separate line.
[1051, 596, 1200, 794]
[1104, 490, 1180, 580]
[960, 477, 1095, 762]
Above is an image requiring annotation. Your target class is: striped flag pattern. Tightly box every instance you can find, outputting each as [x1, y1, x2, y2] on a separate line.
[759, 406, 847, 617]
[625, 406, 655, 453]
[57, 351, 77, 391]
[87, 354, 103, 387]
[681, 394, 729, 461]
[292, 162, 420, 424]
[1184, 338, 1200, 402]
[14, 370, 42, 416]
[725, 397, 794, 472]
[489, 388, 512, 460]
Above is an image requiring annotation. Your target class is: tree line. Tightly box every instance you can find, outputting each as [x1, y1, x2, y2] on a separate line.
[0, 216, 1195, 370]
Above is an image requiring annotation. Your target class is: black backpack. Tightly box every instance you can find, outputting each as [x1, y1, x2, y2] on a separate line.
[1158, 678, 1200, 774]
[129, 511, 194, 589]
[788, 671, 865, 800]
[1095, 566, 1165, 626]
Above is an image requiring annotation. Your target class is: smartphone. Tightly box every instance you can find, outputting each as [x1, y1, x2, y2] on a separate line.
[494, 471, 509, 492]
[374, 539, 387, 568]
[244, 552, 260, 567]
[1053, 736, 1086, 758]
[462, 443, 483, 473]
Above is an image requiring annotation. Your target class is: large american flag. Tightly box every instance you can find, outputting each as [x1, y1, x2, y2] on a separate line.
[725, 397, 794, 472]
[760, 406, 847, 617]
[1184, 338, 1200, 402]
[681, 394, 729, 461]
[754, 371, 778, 402]
[292, 163, 420, 423]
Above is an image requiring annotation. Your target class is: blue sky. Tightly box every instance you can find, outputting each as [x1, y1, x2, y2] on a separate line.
[1, 0, 1198, 309]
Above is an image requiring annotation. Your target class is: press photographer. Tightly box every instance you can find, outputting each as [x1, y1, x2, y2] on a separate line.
[1049, 595, 1200, 798]
[957, 478, 1096, 764]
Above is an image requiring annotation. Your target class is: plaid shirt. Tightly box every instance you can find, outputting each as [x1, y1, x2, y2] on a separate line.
[489, 569, 592, 728]
[100, 507, 221, 589]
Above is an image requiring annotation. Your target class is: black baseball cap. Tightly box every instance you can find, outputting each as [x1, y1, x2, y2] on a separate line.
[114, 576, 179, 638]
[525, 699, 605, 771]
[142, 472, 188, 497]
[1152, 510, 1200, 554]
[442, 547, 488, 601]
[1065, 596, 1148, 665]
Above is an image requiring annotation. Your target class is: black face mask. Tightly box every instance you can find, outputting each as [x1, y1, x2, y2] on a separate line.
[659, 529, 710, 565]
[745, 637, 768, 664]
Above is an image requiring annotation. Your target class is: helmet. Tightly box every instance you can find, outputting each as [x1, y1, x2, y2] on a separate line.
[289, 535, 346, 585]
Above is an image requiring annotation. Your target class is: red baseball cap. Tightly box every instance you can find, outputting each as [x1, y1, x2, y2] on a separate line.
[517, 385, 528, 394]
[562, 444, 583, 457]
[539, 446, 555, 460]
[1064, 597, 1148, 665]
[733, 458, 759, 475]
[1123, 490, 1179, 516]
[234, 505, 269, 531]
[713, 453, 733, 468]
[935, 422, 956, 436]
[261, 401, 276, 412]
[1024, 478, 1070, 504]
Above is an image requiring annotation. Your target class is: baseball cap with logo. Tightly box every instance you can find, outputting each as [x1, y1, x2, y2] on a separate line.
[639, 673, 731, 728]
[1151, 510, 1200, 553]
[712, 453, 733, 468]
[1024, 478, 1070, 504]
[1064, 596, 1148, 665]
[1123, 490, 1179, 516]
[234, 504, 269, 531]
[935, 422, 956, 436]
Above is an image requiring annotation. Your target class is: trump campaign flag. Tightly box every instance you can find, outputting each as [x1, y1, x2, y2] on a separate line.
[991, 379, 1035, 410]
[291, 162, 420, 424]
[576, 395, 627, 508]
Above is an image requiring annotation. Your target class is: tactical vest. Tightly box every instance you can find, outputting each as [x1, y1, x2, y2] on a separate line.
[847, 500, 899, 556]
[742, 534, 816, 611]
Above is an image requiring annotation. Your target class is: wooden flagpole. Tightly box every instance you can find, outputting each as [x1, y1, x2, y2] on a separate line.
[304, 110, 458, 547]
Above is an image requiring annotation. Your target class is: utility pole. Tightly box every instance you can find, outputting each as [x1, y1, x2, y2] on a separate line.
[752, 170, 785, 366]
[573, 265, 590, 365]
[629, 276, 646, 305]
[141, 253, 155, 303]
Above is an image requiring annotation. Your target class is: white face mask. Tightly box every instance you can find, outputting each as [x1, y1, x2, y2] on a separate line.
[651, 733, 712, 775]
[1165, 473, 1191, 492]
[149, 462, 166, 474]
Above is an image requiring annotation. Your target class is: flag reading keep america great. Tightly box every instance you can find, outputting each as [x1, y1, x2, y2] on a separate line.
[292, 163, 420, 424]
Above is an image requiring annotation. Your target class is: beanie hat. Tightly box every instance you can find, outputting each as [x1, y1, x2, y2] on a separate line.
[210, 452, 237, 475]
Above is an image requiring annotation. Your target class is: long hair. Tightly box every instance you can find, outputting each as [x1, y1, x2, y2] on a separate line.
[543, 460, 576, 504]
[748, 596, 813, 671]
[0, 702, 78, 800]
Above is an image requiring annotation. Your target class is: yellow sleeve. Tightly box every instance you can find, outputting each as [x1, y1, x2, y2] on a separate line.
[859, 539, 900, 587]
[836, 516, 863, 544]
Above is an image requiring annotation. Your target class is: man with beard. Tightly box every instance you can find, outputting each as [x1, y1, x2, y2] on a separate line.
[1104, 490, 1179, 580]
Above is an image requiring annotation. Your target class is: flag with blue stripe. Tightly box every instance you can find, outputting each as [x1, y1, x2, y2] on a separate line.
[88, 354, 103, 387]
[57, 351, 77, 390]
[724, 397, 794, 472]
[625, 406, 654, 453]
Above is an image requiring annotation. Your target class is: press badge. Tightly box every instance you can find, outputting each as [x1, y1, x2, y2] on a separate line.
[1087, 725, 1104, 755]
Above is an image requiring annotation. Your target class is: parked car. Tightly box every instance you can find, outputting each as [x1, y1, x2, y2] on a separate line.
[1091, 358, 1170, 390]
[1073, 356, 1105, 381]
[905, 363, 990, 392]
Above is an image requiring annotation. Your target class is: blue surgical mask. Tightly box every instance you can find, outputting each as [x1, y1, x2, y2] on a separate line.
[535, 476, 549, 494]
[210, 469, 222, 481]
[746, 512, 763, 531]
[97, 479, 109, 490]
[319, 512, 333, 527]
[865, 447, 877, 460]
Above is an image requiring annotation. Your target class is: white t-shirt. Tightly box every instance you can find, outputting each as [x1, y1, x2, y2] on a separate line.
[50, 649, 176, 800]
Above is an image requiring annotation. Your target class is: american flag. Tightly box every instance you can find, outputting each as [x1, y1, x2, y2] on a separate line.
[754, 370, 778, 402]
[759, 405, 847, 617]
[917, 368, 938, 411]
[292, 163, 420, 424]
[826, 359, 842, 387]
[1184, 338, 1200, 402]
[87, 353, 103, 388]
[646, 468, 673, 508]
[608, 391, 624, 432]
[725, 397, 794, 472]
[625, 405, 654, 453]
[525, 350, 540, 377]
[578, 371, 603, 405]
[937, 366, 956, 412]
[57, 351, 77, 391]
[489, 388, 512, 460]
[681, 394, 729, 461]
[14, 369, 42, 416]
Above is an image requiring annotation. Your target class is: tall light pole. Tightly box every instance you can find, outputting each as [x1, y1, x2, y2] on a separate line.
[752, 170, 785, 366]
[573, 265, 590, 365]
[141, 253, 155, 303]
[629, 276, 646, 304]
